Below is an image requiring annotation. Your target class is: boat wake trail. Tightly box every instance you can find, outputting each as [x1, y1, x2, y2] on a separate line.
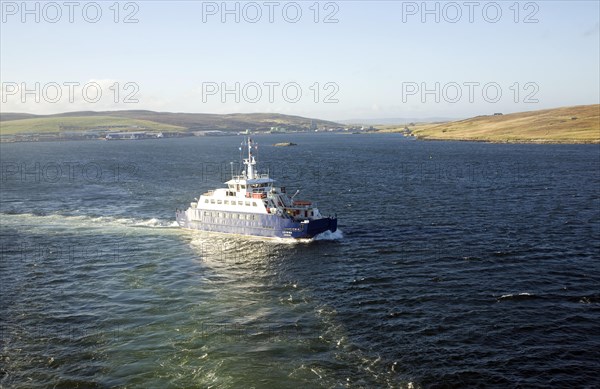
[129, 217, 179, 228]
[0, 211, 178, 231]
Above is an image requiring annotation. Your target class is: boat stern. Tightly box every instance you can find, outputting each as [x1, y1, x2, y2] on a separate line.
[175, 209, 189, 228]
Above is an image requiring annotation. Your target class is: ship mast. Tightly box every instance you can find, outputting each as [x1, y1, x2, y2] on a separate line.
[244, 137, 256, 179]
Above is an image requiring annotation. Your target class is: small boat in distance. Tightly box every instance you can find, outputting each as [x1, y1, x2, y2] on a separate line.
[176, 138, 337, 239]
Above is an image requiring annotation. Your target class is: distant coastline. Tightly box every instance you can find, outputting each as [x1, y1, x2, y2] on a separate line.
[0, 111, 349, 143]
[1, 105, 598, 144]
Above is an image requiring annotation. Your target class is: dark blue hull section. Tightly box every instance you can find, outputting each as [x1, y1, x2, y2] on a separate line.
[176, 210, 337, 239]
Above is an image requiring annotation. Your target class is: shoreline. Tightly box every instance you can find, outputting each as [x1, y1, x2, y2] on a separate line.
[2, 131, 599, 145]
[411, 135, 600, 145]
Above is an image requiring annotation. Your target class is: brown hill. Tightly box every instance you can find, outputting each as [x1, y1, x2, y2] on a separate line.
[410, 105, 599, 143]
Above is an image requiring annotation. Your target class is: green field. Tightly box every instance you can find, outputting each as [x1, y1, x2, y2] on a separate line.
[0, 116, 185, 135]
[0, 110, 341, 136]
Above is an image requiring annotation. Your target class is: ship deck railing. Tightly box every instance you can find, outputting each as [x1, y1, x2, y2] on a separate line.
[291, 201, 315, 208]
[231, 174, 271, 181]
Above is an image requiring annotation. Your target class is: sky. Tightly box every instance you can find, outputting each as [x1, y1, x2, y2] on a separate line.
[1, 0, 599, 121]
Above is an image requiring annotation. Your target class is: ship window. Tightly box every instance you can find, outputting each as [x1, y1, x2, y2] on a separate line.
[252, 202, 257, 206]
[241, 185, 246, 189]
[217, 200, 222, 204]
[245, 201, 250, 206]
[204, 199, 209, 203]
[210, 199, 215, 204]
[238, 201, 243, 205]
[225, 200, 229, 205]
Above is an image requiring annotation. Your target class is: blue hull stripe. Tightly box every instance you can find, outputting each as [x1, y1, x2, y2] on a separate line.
[176, 210, 336, 239]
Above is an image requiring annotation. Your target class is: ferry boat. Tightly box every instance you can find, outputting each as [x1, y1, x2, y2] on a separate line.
[176, 138, 337, 239]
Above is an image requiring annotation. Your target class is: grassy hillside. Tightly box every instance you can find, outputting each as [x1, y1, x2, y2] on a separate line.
[0, 116, 185, 135]
[0, 113, 38, 121]
[0, 111, 340, 134]
[408, 105, 599, 143]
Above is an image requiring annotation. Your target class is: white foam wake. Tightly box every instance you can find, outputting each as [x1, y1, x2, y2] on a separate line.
[314, 229, 344, 241]
[131, 217, 179, 228]
[1, 212, 178, 230]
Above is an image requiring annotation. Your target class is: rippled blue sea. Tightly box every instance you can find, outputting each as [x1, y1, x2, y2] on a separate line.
[1, 133, 599, 388]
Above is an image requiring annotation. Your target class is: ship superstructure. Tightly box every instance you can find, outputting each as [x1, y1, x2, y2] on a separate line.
[176, 138, 337, 239]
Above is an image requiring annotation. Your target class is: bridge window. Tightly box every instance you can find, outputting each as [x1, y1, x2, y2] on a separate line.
[252, 202, 257, 206]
